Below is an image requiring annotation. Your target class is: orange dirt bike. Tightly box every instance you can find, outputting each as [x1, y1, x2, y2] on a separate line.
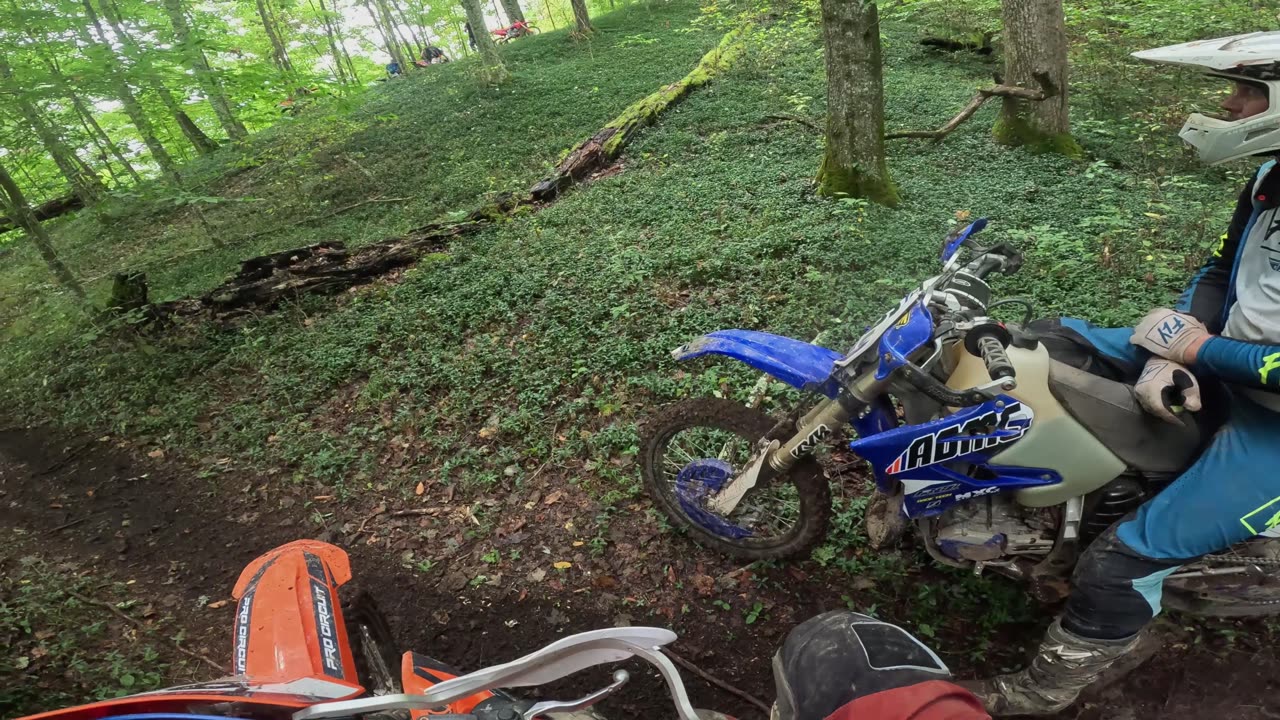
[493, 21, 538, 42]
[15, 540, 988, 720]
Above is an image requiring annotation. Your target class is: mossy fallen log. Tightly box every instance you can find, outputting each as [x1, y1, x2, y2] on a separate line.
[143, 27, 747, 324]
[529, 26, 747, 202]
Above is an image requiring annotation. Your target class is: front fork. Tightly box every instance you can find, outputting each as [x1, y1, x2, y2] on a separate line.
[707, 374, 875, 514]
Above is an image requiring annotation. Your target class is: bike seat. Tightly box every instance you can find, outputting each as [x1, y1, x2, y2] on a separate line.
[1047, 360, 1203, 473]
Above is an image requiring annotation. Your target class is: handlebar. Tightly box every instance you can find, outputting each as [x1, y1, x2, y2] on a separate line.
[892, 322, 1016, 407]
[964, 243, 1024, 280]
[965, 323, 1015, 381]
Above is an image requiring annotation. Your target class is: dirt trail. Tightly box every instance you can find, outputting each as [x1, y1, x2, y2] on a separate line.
[2, 425, 1277, 719]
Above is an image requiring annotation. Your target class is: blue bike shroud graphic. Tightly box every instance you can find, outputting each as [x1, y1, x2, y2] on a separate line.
[668, 218, 1061, 538]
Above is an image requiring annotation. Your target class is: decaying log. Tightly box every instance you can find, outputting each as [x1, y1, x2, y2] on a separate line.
[530, 25, 747, 202]
[0, 193, 84, 233]
[138, 27, 748, 324]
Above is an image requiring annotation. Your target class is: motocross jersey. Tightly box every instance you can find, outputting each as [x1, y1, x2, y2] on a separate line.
[1177, 159, 1280, 407]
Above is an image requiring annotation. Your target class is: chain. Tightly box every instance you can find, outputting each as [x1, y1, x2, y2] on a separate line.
[1197, 551, 1280, 567]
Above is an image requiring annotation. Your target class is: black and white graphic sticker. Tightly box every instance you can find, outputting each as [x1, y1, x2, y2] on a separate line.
[305, 553, 346, 679]
[886, 402, 1033, 475]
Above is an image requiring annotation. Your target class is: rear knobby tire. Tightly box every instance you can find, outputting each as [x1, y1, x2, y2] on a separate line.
[641, 397, 830, 560]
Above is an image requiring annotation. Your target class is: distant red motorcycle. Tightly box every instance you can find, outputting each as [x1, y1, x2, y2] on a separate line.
[493, 20, 539, 42]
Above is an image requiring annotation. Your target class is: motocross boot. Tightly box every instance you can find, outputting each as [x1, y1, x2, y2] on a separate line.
[961, 619, 1139, 716]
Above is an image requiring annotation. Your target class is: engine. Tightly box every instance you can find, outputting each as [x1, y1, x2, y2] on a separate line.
[934, 473, 1162, 563]
[934, 494, 1055, 562]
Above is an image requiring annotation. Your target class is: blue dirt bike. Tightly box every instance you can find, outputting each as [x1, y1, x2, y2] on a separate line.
[641, 220, 1280, 614]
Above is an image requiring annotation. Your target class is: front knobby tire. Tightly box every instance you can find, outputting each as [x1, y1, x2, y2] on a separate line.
[641, 397, 830, 560]
[344, 592, 401, 695]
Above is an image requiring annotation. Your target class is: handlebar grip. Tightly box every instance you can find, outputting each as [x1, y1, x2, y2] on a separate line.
[963, 324, 1015, 382]
[976, 335, 1015, 380]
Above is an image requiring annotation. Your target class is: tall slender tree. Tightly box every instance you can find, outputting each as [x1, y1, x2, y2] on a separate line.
[80, 0, 182, 182]
[499, 0, 524, 23]
[309, 0, 349, 82]
[364, 0, 408, 68]
[459, 0, 507, 81]
[0, 52, 104, 204]
[814, 0, 896, 205]
[161, 0, 249, 141]
[255, 0, 295, 72]
[569, 0, 593, 34]
[66, 74, 142, 184]
[996, 0, 1078, 155]
[0, 158, 86, 300]
[388, 0, 425, 52]
[14, 20, 143, 185]
[99, 0, 219, 155]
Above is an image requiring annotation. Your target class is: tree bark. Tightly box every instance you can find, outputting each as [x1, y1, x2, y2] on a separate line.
[570, 0, 593, 33]
[460, 0, 509, 82]
[100, 0, 220, 155]
[81, 0, 182, 182]
[388, 0, 425, 52]
[996, 0, 1078, 155]
[364, 0, 407, 68]
[377, 0, 417, 60]
[815, 0, 896, 205]
[0, 194, 85, 234]
[310, 0, 349, 83]
[35, 49, 142, 185]
[74, 97, 141, 184]
[0, 162, 86, 300]
[255, 0, 295, 72]
[499, 0, 525, 24]
[0, 54, 105, 205]
[162, 0, 249, 141]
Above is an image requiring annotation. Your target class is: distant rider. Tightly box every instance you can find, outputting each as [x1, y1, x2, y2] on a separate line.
[966, 31, 1280, 715]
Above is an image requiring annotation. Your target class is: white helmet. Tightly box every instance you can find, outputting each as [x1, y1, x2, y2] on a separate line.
[1132, 31, 1280, 165]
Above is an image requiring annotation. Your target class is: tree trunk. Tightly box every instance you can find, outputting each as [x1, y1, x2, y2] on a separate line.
[81, 0, 182, 182]
[99, 0, 220, 155]
[388, 0, 425, 52]
[255, 0, 295, 72]
[570, 0, 593, 33]
[364, 0, 407, 68]
[541, 0, 557, 29]
[460, 0, 509, 82]
[499, 0, 525, 24]
[814, 0, 896, 206]
[0, 54, 104, 205]
[310, 0, 349, 83]
[377, 0, 417, 61]
[0, 162, 86, 300]
[75, 95, 142, 184]
[34, 48, 142, 185]
[162, 0, 249, 141]
[75, 109, 122, 185]
[456, 19, 471, 55]
[995, 0, 1078, 155]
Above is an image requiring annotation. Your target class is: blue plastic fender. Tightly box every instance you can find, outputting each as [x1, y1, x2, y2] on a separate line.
[672, 330, 844, 398]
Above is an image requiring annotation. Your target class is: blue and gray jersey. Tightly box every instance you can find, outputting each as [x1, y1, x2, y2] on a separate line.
[1178, 159, 1280, 408]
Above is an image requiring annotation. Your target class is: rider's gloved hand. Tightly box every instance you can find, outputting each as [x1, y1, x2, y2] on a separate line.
[1129, 308, 1212, 364]
[1133, 357, 1202, 424]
